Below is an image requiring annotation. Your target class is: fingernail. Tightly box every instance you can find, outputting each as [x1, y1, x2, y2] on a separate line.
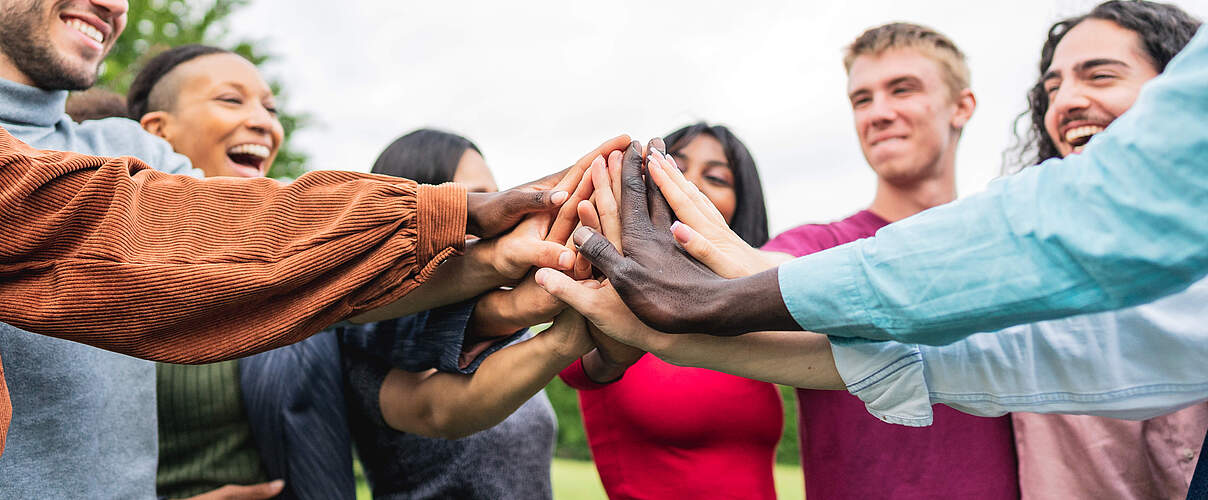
[535, 267, 552, 286]
[573, 226, 595, 247]
[670, 221, 690, 244]
[270, 480, 285, 489]
[558, 251, 574, 269]
[647, 154, 658, 165]
[550, 191, 569, 205]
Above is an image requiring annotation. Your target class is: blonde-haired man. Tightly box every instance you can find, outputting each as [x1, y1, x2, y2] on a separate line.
[754, 23, 1019, 499]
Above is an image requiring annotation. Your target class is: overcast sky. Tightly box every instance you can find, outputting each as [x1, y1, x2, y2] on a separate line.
[228, 0, 1208, 233]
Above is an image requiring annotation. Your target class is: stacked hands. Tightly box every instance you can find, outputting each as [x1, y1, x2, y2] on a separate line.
[465, 134, 794, 383]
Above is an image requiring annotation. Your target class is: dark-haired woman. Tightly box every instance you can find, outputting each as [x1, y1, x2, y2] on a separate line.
[131, 46, 589, 500]
[341, 128, 566, 500]
[557, 123, 783, 500]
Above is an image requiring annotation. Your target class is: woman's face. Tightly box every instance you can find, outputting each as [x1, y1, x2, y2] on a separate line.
[669, 134, 737, 223]
[142, 53, 283, 178]
[452, 148, 499, 193]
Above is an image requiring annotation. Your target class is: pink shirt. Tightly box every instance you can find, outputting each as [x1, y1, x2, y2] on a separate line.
[765, 210, 1020, 500]
[1014, 405, 1208, 499]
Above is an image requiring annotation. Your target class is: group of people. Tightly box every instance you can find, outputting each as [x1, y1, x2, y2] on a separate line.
[0, 0, 1206, 499]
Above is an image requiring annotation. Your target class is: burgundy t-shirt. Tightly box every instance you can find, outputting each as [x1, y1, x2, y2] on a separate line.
[764, 210, 1019, 500]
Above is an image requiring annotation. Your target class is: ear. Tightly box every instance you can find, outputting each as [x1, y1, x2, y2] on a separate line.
[139, 111, 172, 140]
[950, 89, 976, 131]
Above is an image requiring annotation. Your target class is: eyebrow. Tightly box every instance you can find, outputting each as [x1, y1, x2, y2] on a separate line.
[1042, 58, 1130, 81]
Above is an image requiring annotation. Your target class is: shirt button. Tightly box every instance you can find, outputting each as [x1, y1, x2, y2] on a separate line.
[1183, 448, 1197, 462]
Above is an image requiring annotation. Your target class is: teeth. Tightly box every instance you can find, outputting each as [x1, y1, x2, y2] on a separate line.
[65, 19, 103, 44]
[228, 144, 270, 159]
[1065, 125, 1104, 144]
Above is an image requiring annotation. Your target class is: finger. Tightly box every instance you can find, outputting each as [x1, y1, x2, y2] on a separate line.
[670, 220, 732, 275]
[548, 157, 600, 243]
[660, 156, 726, 225]
[218, 480, 285, 500]
[522, 240, 577, 271]
[577, 199, 601, 232]
[645, 150, 674, 230]
[647, 137, 666, 155]
[570, 226, 627, 278]
[590, 164, 623, 251]
[619, 140, 651, 243]
[535, 267, 606, 314]
[606, 149, 623, 204]
[648, 151, 711, 230]
[525, 135, 631, 193]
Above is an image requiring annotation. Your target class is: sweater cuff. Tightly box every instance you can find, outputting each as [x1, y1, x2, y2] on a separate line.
[415, 183, 468, 270]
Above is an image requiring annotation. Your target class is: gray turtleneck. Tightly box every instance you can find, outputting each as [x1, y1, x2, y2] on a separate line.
[0, 77, 200, 499]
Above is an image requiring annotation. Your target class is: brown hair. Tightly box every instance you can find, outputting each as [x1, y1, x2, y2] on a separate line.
[844, 22, 971, 99]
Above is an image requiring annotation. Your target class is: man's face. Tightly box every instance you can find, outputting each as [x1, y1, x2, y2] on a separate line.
[0, 0, 128, 90]
[1042, 19, 1159, 157]
[847, 48, 968, 186]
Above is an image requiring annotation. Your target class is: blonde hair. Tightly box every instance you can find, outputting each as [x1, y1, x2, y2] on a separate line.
[843, 22, 970, 99]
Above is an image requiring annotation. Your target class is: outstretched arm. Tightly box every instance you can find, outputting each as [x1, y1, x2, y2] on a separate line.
[377, 308, 593, 439]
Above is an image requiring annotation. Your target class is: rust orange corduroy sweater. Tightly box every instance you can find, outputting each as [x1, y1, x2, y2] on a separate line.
[0, 126, 467, 454]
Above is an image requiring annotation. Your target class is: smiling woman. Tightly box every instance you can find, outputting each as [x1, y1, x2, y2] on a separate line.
[128, 44, 283, 178]
[125, 44, 297, 499]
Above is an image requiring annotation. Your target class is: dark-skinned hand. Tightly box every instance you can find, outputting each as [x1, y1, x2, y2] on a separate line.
[560, 140, 798, 336]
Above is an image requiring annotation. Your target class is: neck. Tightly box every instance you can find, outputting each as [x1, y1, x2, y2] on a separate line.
[867, 146, 958, 222]
[0, 54, 35, 87]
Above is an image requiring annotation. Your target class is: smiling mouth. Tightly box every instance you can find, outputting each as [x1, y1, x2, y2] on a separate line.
[1064, 125, 1105, 148]
[63, 17, 104, 44]
[227, 144, 271, 172]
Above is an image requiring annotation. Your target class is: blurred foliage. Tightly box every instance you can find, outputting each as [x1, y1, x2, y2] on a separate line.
[94, 0, 309, 179]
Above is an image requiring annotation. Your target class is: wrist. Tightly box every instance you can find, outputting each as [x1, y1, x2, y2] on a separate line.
[469, 291, 524, 338]
[463, 239, 510, 287]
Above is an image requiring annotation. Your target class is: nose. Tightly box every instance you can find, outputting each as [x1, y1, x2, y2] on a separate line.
[90, 0, 128, 19]
[245, 105, 280, 138]
[866, 94, 897, 128]
[1049, 80, 1091, 122]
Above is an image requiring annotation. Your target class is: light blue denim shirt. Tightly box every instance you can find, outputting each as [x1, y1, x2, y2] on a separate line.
[831, 278, 1208, 426]
[779, 26, 1208, 345]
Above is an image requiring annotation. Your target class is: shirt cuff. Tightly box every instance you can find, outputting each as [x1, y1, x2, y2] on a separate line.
[415, 182, 467, 272]
[829, 336, 933, 427]
[778, 244, 879, 338]
[557, 357, 624, 391]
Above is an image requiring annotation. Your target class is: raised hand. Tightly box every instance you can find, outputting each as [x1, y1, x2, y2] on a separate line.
[466, 135, 630, 238]
[562, 140, 798, 336]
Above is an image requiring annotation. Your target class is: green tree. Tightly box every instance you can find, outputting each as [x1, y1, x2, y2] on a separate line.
[95, 0, 309, 179]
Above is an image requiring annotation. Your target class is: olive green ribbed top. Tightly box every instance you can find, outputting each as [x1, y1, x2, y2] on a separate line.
[156, 361, 268, 498]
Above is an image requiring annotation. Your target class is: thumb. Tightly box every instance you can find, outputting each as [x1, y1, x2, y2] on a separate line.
[571, 226, 627, 278]
[521, 240, 577, 272]
[535, 268, 604, 314]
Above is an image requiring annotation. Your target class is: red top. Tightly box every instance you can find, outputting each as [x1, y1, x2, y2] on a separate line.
[764, 210, 1019, 500]
[559, 354, 782, 500]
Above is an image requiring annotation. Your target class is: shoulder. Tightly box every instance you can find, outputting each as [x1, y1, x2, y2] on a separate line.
[762, 222, 846, 257]
[71, 118, 200, 177]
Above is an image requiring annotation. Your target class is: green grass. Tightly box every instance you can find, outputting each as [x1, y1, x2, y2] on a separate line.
[552, 458, 804, 500]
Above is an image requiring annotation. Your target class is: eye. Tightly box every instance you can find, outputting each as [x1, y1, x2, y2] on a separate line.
[263, 103, 279, 116]
[217, 95, 242, 105]
[1044, 82, 1060, 97]
[851, 97, 871, 108]
[704, 174, 732, 187]
[1090, 72, 1117, 82]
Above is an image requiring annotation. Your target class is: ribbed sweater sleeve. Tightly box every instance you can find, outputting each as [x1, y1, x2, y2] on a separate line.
[0, 127, 467, 451]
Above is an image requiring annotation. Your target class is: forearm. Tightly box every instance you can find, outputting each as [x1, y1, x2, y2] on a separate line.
[379, 332, 582, 439]
[779, 32, 1208, 344]
[0, 131, 467, 363]
[350, 239, 503, 324]
[647, 330, 844, 390]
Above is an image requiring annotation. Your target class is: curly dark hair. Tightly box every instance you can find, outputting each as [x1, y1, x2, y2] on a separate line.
[1006, 1, 1201, 172]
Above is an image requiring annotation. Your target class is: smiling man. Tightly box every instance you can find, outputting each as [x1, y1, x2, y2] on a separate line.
[1003, 3, 1208, 498]
[0, 1, 202, 497]
[749, 23, 1018, 500]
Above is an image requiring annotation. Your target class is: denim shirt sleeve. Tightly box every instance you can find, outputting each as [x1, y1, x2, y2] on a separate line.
[833, 278, 1208, 424]
[336, 299, 524, 375]
[780, 26, 1208, 345]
